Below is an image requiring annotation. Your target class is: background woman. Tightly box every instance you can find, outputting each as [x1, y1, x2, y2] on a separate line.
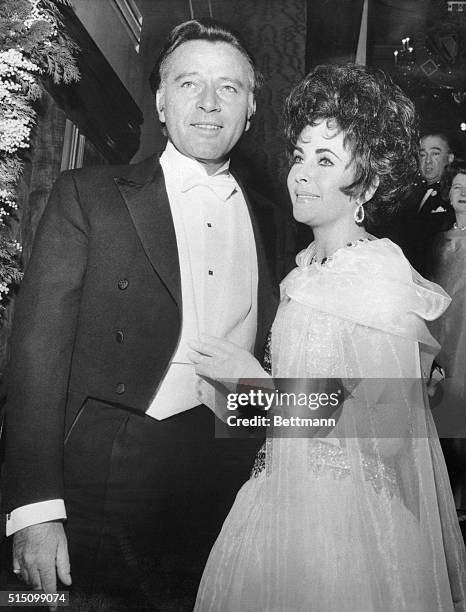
[190, 65, 466, 611]
[430, 159, 466, 517]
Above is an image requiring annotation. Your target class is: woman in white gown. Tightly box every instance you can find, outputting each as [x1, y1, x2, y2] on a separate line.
[189, 65, 466, 611]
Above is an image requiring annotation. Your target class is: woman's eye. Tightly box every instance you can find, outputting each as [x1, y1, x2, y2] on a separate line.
[221, 85, 237, 93]
[292, 154, 304, 164]
[318, 157, 334, 166]
[181, 81, 196, 89]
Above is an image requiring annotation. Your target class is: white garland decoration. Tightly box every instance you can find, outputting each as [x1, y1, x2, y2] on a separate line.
[0, 0, 78, 307]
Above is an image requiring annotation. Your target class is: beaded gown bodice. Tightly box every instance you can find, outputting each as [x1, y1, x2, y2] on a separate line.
[253, 238, 434, 491]
[253, 298, 400, 496]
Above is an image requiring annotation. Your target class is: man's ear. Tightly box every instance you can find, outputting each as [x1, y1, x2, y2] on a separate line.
[245, 95, 256, 133]
[362, 175, 380, 203]
[156, 89, 166, 123]
[448, 152, 454, 165]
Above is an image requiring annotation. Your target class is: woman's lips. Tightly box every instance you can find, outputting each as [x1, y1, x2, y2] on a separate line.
[296, 192, 319, 199]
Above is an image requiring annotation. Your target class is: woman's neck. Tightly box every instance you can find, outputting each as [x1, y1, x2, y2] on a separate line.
[312, 220, 369, 260]
[455, 212, 466, 228]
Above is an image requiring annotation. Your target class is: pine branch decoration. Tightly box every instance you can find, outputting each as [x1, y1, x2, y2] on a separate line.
[0, 0, 80, 321]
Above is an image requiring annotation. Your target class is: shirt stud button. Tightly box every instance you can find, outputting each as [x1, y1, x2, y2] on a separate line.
[116, 383, 125, 394]
[118, 279, 129, 290]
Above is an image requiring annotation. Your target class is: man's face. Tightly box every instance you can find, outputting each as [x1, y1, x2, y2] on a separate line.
[156, 40, 255, 173]
[419, 135, 454, 184]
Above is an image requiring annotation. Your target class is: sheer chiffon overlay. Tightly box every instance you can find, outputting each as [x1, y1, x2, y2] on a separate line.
[430, 229, 466, 427]
[195, 238, 466, 612]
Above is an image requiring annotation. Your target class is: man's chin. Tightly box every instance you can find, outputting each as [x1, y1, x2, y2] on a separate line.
[187, 147, 230, 167]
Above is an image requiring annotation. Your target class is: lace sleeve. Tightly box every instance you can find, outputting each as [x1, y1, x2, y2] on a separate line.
[262, 331, 272, 375]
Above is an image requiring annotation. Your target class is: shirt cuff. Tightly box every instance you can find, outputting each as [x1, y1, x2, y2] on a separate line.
[5, 500, 67, 536]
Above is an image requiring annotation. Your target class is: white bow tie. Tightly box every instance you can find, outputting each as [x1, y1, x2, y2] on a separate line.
[181, 173, 237, 201]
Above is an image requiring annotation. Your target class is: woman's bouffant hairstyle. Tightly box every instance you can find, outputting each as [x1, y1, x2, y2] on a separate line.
[149, 18, 263, 97]
[284, 64, 419, 226]
[441, 158, 466, 202]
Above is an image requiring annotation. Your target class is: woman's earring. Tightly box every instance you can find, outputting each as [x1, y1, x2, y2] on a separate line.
[354, 202, 365, 224]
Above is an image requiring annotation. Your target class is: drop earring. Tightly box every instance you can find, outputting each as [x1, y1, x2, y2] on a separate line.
[354, 202, 365, 224]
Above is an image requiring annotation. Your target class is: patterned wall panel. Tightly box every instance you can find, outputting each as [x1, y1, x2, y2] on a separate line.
[212, 0, 308, 205]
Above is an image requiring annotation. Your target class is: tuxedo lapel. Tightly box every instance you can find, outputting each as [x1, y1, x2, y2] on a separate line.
[237, 179, 279, 358]
[418, 187, 435, 214]
[114, 158, 181, 308]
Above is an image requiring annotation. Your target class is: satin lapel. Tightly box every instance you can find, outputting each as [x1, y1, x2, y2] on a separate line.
[114, 161, 181, 308]
[239, 182, 279, 358]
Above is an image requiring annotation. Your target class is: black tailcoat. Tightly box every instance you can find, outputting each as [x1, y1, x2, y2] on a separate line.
[2, 153, 284, 524]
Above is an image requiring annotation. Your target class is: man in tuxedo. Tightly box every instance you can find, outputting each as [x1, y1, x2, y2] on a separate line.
[2, 19, 291, 607]
[401, 132, 455, 275]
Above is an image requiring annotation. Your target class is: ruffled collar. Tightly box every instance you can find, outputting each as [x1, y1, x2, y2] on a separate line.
[280, 238, 451, 350]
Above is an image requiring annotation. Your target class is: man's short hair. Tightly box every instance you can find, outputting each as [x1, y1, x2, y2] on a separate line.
[420, 132, 452, 153]
[149, 18, 263, 97]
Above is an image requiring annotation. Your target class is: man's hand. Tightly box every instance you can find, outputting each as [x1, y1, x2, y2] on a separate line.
[13, 521, 71, 605]
[188, 336, 267, 381]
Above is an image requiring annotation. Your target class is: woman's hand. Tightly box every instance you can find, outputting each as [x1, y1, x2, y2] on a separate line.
[187, 336, 268, 381]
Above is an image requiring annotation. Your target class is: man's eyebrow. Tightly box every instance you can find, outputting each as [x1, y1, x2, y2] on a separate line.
[219, 77, 246, 88]
[173, 72, 199, 82]
[173, 73, 247, 88]
[316, 147, 341, 160]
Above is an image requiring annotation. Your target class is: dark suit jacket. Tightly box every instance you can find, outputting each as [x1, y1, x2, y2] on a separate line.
[406, 181, 455, 276]
[383, 178, 455, 276]
[2, 154, 287, 512]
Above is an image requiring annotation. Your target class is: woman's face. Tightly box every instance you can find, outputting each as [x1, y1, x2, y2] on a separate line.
[287, 121, 356, 228]
[449, 172, 466, 216]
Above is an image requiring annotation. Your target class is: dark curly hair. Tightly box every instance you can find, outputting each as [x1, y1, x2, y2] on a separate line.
[283, 64, 419, 226]
[440, 158, 466, 202]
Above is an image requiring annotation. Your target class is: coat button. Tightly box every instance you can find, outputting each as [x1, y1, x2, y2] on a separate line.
[115, 330, 124, 343]
[118, 279, 129, 290]
[116, 383, 125, 394]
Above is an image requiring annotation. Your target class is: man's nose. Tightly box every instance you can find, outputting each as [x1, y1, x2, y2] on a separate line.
[198, 85, 220, 112]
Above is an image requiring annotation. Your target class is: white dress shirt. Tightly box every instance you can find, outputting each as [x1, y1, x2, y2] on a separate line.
[148, 142, 257, 418]
[6, 141, 258, 535]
